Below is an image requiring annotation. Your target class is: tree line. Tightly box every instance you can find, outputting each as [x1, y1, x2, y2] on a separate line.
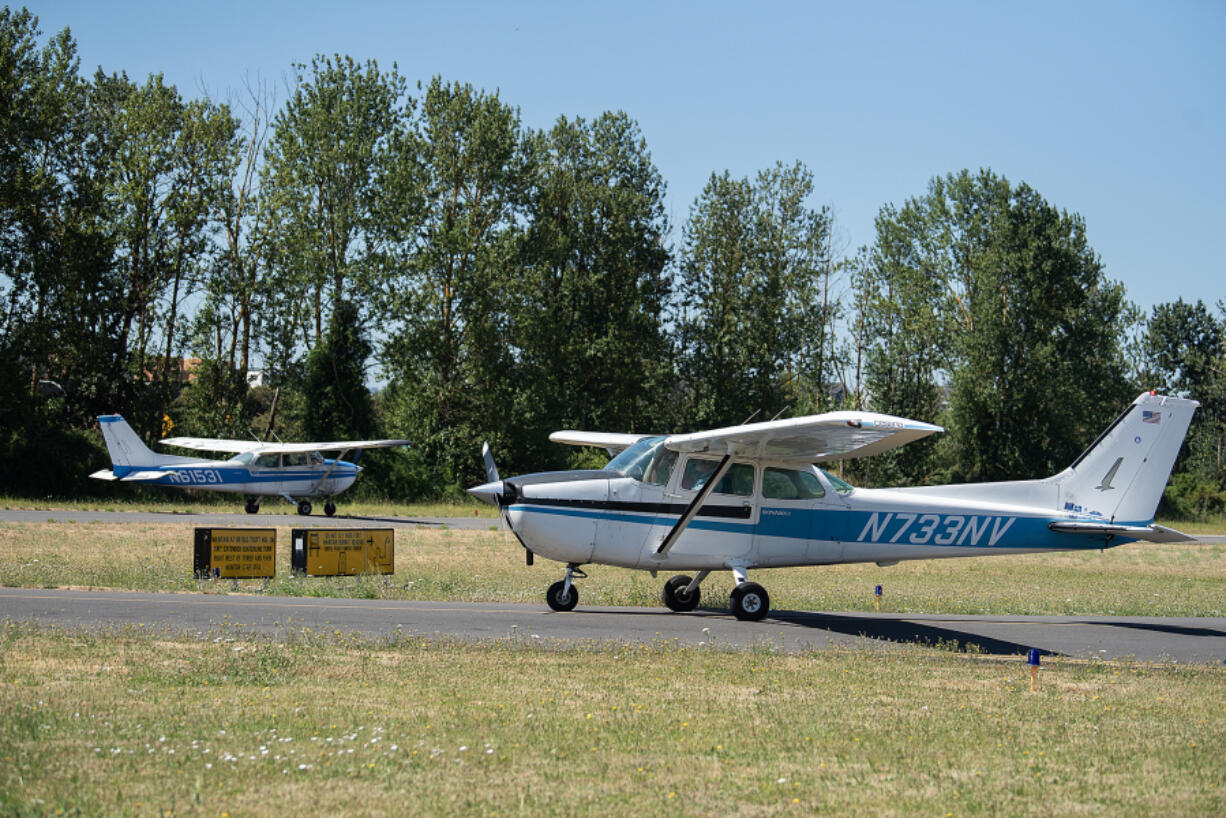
[2, 8, 1222, 515]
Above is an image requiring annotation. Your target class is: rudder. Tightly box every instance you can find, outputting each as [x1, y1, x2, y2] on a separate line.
[1057, 392, 1199, 524]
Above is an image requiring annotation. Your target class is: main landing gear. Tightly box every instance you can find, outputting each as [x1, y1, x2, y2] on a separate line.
[543, 565, 771, 621]
[287, 498, 337, 516]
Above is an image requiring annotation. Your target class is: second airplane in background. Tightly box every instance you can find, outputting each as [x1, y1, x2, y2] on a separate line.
[91, 415, 410, 516]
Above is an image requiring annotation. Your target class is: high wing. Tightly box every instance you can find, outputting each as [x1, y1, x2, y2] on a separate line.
[551, 411, 942, 463]
[547, 431, 651, 456]
[159, 437, 411, 455]
[663, 411, 942, 462]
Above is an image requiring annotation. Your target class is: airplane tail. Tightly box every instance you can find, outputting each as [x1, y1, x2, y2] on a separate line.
[1056, 392, 1199, 525]
[92, 414, 189, 479]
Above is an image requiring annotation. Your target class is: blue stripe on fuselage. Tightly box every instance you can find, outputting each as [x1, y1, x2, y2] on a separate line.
[509, 503, 1131, 550]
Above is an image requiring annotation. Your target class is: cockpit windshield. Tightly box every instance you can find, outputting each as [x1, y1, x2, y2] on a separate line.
[604, 436, 667, 481]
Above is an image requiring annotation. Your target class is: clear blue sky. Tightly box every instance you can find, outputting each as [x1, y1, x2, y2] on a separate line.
[30, 0, 1225, 314]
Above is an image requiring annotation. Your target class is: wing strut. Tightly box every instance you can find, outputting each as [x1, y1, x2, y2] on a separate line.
[653, 453, 734, 558]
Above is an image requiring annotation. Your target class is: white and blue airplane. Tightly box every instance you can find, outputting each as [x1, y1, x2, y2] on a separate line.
[469, 391, 1198, 620]
[90, 414, 409, 516]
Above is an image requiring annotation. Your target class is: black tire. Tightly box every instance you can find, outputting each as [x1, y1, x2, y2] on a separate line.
[244, 498, 260, 515]
[324, 501, 336, 517]
[546, 580, 579, 612]
[297, 500, 312, 516]
[662, 574, 701, 612]
[729, 582, 769, 621]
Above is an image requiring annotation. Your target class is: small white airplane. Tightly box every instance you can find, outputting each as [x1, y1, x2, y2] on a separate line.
[469, 392, 1198, 620]
[90, 414, 410, 515]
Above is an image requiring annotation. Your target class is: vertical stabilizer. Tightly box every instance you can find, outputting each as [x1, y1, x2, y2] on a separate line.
[1057, 393, 1199, 524]
[97, 415, 161, 472]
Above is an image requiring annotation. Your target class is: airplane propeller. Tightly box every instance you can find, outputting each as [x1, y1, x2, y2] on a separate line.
[470, 442, 533, 565]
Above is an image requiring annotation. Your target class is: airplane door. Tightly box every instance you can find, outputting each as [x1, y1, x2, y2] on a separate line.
[639, 456, 757, 566]
[596, 478, 663, 568]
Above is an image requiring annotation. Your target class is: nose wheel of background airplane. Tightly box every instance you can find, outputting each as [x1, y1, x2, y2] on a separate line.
[546, 564, 584, 612]
[297, 500, 312, 516]
[729, 582, 769, 621]
[244, 497, 260, 515]
[662, 573, 703, 612]
[324, 500, 336, 517]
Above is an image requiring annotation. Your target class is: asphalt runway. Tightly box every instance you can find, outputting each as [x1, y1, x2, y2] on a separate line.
[2, 587, 1223, 664]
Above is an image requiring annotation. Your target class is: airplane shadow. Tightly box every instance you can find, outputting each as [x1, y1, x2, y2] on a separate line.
[765, 610, 1055, 658]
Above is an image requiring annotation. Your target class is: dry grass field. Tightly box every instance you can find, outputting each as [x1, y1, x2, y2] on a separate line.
[1, 516, 1224, 815]
[2, 622, 1224, 816]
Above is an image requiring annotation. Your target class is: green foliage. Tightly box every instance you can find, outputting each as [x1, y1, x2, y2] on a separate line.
[3, 10, 1218, 515]
[856, 169, 1132, 486]
[303, 300, 375, 441]
[1143, 298, 1225, 505]
[674, 162, 838, 429]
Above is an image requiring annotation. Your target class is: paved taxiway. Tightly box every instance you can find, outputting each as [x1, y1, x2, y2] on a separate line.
[2, 587, 1223, 664]
[0, 509, 496, 529]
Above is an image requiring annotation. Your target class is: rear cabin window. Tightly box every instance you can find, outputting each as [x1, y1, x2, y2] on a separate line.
[680, 458, 755, 496]
[762, 467, 826, 500]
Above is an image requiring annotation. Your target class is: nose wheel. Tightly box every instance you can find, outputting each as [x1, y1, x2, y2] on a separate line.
[546, 564, 584, 612]
[244, 497, 260, 515]
[324, 500, 336, 517]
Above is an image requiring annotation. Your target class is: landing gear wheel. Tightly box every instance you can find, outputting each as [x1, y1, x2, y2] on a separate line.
[729, 582, 769, 621]
[662, 574, 701, 612]
[244, 498, 260, 515]
[297, 500, 312, 516]
[546, 580, 579, 612]
[324, 501, 336, 517]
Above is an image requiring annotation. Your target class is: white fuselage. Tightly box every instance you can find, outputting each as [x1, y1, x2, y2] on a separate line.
[504, 454, 1114, 574]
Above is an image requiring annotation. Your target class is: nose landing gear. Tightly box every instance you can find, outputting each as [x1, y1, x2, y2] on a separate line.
[546, 563, 585, 612]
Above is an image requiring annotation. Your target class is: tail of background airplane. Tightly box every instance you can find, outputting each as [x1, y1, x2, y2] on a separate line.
[1055, 392, 1199, 524]
[92, 414, 194, 479]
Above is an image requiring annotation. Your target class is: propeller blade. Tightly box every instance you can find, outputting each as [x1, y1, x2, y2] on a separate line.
[481, 441, 500, 483]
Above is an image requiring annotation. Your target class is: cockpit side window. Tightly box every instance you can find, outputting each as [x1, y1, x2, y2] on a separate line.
[644, 448, 678, 486]
[254, 453, 280, 469]
[680, 458, 755, 496]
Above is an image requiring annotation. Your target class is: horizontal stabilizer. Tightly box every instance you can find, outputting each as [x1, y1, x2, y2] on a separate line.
[89, 469, 117, 481]
[1048, 521, 1194, 544]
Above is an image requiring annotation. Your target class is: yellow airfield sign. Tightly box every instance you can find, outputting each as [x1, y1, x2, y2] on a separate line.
[291, 528, 394, 576]
[193, 528, 276, 579]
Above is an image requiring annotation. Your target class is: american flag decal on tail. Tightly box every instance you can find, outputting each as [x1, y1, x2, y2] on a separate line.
[1142, 410, 1161, 424]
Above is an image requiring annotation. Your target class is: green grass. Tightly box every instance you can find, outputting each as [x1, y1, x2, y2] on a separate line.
[1, 622, 1222, 817]
[2, 522, 1224, 617]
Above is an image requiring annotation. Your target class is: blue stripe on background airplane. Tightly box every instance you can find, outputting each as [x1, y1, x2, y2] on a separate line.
[469, 391, 1199, 621]
[90, 415, 409, 516]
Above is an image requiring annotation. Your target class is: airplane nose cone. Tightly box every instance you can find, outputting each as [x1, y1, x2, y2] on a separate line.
[467, 479, 505, 506]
